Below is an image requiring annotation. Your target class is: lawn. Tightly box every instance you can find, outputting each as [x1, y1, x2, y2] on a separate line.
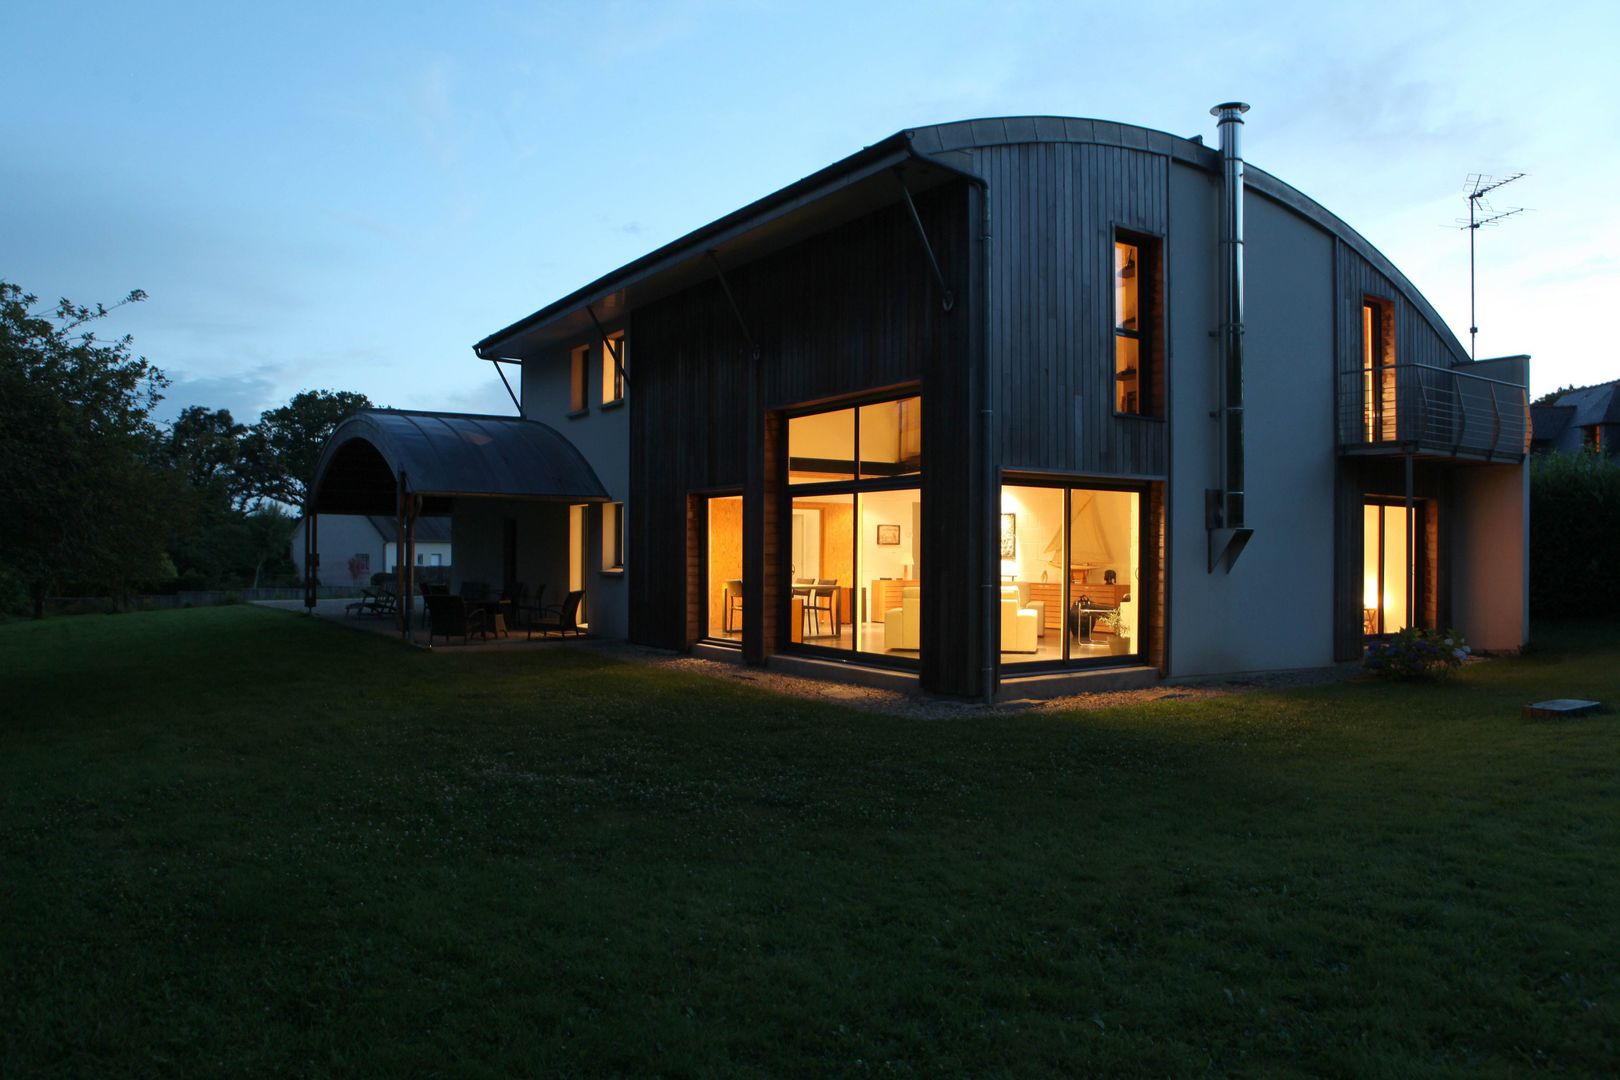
[2, 607, 1616, 1077]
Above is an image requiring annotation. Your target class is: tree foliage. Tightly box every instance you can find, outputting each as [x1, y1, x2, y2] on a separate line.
[0, 281, 189, 614]
[241, 389, 372, 508]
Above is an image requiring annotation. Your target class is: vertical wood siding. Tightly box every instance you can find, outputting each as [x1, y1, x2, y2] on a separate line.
[976, 142, 1172, 478]
[628, 183, 980, 695]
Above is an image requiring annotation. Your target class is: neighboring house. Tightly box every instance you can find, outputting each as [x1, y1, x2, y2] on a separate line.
[1530, 380, 1620, 457]
[290, 514, 451, 585]
[306, 103, 1530, 698]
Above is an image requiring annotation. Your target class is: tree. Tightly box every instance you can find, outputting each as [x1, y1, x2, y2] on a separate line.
[241, 389, 373, 509]
[168, 405, 250, 509]
[0, 281, 188, 615]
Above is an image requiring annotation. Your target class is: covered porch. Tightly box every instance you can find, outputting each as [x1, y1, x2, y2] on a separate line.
[304, 409, 610, 646]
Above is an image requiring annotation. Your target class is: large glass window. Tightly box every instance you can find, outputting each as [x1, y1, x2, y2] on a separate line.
[785, 394, 922, 664]
[1363, 501, 1422, 636]
[1000, 483, 1141, 665]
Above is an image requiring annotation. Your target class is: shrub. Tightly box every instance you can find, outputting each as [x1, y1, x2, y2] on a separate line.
[1530, 450, 1620, 618]
[1364, 627, 1470, 680]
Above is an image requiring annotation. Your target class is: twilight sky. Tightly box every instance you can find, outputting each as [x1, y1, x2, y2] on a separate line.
[4, 0, 1616, 424]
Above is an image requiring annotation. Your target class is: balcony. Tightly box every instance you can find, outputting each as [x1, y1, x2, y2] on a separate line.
[1337, 363, 1529, 462]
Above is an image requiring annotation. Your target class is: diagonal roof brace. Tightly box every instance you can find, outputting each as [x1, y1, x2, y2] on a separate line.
[894, 168, 955, 312]
[586, 303, 629, 388]
[489, 358, 521, 413]
[707, 250, 761, 361]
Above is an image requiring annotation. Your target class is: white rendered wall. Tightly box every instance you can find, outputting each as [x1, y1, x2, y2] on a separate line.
[1166, 167, 1338, 676]
[290, 515, 384, 585]
[1448, 463, 1529, 652]
[519, 334, 631, 640]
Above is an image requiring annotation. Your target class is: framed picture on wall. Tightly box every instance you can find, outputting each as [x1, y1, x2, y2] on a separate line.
[876, 524, 900, 546]
[999, 513, 1016, 558]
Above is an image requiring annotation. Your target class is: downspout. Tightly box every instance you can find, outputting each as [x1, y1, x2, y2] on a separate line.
[978, 180, 996, 706]
[1208, 102, 1254, 574]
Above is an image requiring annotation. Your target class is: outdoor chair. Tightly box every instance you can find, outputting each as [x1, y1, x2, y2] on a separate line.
[533, 590, 586, 638]
[418, 580, 449, 628]
[509, 584, 548, 638]
[423, 593, 487, 645]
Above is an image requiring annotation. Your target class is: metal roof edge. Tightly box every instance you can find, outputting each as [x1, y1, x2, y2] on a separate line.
[473, 131, 916, 358]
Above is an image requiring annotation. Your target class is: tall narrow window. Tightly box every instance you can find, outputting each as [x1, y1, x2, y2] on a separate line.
[601, 332, 625, 405]
[1114, 234, 1159, 415]
[1362, 298, 1396, 441]
[569, 345, 589, 413]
[602, 503, 625, 571]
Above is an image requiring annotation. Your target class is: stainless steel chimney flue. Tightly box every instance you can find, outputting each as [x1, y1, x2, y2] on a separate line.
[1207, 101, 1254, 574]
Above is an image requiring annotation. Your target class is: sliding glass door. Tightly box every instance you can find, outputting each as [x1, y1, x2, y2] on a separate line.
[999, 481, 1142, 667]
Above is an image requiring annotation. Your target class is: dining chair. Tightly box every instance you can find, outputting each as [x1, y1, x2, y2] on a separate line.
[805, 578, 837, 638]
[723, 579, 744, 632]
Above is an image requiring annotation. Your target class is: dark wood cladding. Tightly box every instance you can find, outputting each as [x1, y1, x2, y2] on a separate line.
[627, 182, 981, 695]
[1334, 239, 1465, 378]
[975, 142, 1172, 477]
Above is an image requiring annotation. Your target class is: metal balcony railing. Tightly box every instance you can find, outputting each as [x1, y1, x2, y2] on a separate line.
[1337, 363, 1529, 460]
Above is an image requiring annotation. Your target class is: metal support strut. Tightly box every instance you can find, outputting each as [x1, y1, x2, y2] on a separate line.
[894, 170, 955, 311]
[707, 251, 761, 361]
[490, 358, 521, 412]
[586, 304, 628, 388]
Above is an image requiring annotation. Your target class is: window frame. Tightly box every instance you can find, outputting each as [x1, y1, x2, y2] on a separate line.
[568, 344, 590, 416]
[998, 473, 1149, 671]
[1111, 227, 1163, 420]
[600, 501, 625, 575]
[601, 332, 626, 408]
[780, 387, 925, 670]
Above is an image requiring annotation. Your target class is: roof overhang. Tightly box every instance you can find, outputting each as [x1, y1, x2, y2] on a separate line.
[473, 135, 975, 360]
[309, 409, 611, 516]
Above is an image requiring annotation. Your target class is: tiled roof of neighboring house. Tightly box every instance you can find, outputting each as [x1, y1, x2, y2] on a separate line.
[365, 515, 452, 544]
[1530, 404, 1575, 445]
[1551, 379, 1620, 428]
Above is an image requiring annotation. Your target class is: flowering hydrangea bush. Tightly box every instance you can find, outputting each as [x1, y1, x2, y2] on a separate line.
[1364, 627, 1470, 680]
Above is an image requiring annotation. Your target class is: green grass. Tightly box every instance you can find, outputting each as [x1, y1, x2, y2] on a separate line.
[2, 608, 1617, 1077]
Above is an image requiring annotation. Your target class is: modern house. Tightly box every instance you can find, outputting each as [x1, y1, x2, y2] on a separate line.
[1530, 380, 1619, 457]
[305, 103, 1530, 699]
[290, 514, 451, 585]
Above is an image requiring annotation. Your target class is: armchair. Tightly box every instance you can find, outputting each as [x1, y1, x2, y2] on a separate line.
[999, 585, 1038, 653]
[883, 585, 921, 651]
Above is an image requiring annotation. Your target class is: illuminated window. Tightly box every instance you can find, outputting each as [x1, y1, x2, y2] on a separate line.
[1114, 234, 1159, 415]
[1361, 298, 1396, 441]
[602, 502, 625, 571]
[1362, 500, 1425, 635]
[601, 332, 625, 405]
[569, 345, 589, 413]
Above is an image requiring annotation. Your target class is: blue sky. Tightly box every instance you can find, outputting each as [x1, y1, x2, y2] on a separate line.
[4, 0, 1616, 423]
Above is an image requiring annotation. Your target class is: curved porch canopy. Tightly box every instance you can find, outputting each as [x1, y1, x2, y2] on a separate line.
[309, 409, 610, 516]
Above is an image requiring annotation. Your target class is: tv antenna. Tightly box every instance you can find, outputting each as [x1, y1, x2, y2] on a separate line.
[1455, 172, 1525, 359]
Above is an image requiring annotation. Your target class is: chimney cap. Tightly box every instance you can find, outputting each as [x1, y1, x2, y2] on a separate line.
[1210, 102, 1251, 118]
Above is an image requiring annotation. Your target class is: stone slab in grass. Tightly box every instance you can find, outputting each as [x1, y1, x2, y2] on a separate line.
[1523, 698, 1603, 720]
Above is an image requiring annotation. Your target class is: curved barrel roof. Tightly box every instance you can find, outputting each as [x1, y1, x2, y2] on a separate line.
[475, 112, 1468, 365]
[310, 409, 609, 515]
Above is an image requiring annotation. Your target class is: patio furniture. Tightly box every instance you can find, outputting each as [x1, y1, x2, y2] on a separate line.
[533, 590, 586, 638]
[423, 594, 487, 645]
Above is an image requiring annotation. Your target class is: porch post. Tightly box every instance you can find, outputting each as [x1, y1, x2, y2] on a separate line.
[396, 492, 411, 650]
[1405, 451, 1415, 630]
[304, 509, 317, 614]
